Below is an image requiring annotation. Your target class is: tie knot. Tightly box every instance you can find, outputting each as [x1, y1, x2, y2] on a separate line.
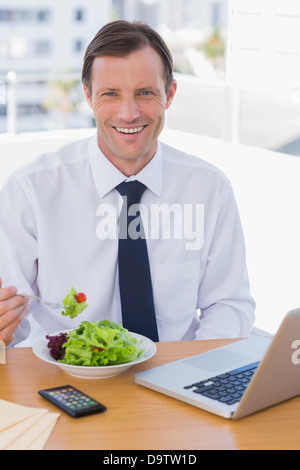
[116, 180, 146, 205]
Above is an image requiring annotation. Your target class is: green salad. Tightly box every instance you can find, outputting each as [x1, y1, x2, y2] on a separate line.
[61, 287, 87, 319]
[46, 319, 144, 367]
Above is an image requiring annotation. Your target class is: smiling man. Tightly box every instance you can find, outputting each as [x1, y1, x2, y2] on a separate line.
[0, 21, 255, 347]
[82, 28, 176, 176]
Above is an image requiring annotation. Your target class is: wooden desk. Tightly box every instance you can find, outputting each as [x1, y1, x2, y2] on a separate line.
[1, 338, 300, 450]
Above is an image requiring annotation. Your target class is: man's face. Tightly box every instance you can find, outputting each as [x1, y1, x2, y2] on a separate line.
[84, 46, 177, 176]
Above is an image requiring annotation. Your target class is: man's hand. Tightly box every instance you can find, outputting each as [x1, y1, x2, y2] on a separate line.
[0, 278, 29, 346]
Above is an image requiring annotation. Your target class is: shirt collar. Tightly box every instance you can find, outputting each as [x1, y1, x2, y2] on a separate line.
[88, 133, 163, 198]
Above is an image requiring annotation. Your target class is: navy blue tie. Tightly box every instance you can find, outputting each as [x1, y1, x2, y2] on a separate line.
[116, 180, 159, 342]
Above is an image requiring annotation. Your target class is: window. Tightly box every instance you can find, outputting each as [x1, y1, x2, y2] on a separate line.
[225, 0, 300, 154]
[74, 9, 84, 22]
[33, 40, 51, 56]
[37, 10, 50, 22]
[74, 40, 84, 53]
[0, 9, 50, 23]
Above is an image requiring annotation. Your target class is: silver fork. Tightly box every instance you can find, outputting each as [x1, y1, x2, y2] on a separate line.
[17, 292, 64, 309]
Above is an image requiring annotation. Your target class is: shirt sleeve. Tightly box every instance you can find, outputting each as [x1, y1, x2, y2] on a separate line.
[0, 175, 38, 344]
[195, 183, 255, 339]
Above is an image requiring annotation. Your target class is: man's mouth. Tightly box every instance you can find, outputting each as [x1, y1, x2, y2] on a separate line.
[114, 126, 146, 134]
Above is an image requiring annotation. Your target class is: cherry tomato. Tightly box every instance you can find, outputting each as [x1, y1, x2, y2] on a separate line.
[75, 292, 87, 303]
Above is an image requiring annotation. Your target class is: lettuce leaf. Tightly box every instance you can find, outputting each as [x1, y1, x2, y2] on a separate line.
[61, 287, 87, 319]
[59, 320, 144, 366]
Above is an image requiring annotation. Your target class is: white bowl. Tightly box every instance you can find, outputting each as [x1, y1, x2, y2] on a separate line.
[32, 329, 157, 379]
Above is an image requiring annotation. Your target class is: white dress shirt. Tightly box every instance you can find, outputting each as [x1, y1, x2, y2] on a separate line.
[0, 133, 255, 347]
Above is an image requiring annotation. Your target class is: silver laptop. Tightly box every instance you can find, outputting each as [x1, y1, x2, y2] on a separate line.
[135, 308, 300, 419]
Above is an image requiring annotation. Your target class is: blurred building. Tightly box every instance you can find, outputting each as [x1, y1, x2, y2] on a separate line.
[0, 1, 110, 74]
[0, 0, 112, 132]
[113, 0, 226, 30]
[0, 0, 228, 133]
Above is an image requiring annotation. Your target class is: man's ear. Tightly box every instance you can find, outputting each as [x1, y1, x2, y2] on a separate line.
[83, 84, 93, 109]
[165, 79, 177, 110]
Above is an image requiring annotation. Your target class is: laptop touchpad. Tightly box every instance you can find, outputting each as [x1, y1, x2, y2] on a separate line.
[183, 350, 251, 373]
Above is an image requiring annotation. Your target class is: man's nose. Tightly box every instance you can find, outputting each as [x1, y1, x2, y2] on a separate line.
[117, 97, 141, 122]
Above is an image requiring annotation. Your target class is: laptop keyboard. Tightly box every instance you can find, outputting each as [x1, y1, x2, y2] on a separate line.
[184, 361, 260, 406]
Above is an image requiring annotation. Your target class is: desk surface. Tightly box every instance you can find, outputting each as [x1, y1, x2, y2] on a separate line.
[1, 338, 300, 450]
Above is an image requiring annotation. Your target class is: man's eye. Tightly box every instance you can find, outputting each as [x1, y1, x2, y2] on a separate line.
[103, 92, 116, 96]
[140, 91, 152, 96]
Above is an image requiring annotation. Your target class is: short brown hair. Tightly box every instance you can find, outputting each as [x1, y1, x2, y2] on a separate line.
[82, 20, 174, 94]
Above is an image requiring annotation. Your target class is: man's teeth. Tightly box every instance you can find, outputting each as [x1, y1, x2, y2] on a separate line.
[116, 126, 145, 134]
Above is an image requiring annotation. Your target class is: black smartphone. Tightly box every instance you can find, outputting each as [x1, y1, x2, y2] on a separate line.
[38, 385, 107, 418]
